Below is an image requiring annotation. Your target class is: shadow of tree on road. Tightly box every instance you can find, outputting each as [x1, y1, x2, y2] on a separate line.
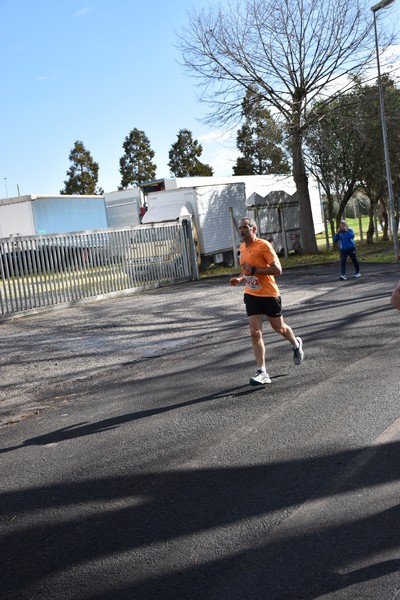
[1, 440, 400, 599]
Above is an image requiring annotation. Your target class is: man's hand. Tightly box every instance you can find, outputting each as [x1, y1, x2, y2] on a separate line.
[229, 276, 242, 286]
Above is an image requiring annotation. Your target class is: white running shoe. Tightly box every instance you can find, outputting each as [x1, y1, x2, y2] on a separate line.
[293, 337, 304, 365]
[250, 370, 272, 386]
[354, 273, 361, 278]
[339, 275, 347, 280]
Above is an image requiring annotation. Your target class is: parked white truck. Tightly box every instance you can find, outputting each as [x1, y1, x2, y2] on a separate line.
[102, 175, 324, 267]
[141, 175, 323, 265]
[142, 182, 246, 267]
[159, 174, 324, 235]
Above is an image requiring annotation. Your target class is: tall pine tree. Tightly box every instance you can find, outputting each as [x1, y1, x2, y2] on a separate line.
[119, 128, 157, 188]
[233, 89, 290, 176]
[61, 140, 103, 195]
[168, 129, 213, 177]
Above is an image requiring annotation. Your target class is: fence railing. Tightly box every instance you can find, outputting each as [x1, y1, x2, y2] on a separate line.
[0, 222, 195, 319]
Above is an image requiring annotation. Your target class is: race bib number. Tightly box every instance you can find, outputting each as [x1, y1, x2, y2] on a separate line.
[244, 275, 261, 290]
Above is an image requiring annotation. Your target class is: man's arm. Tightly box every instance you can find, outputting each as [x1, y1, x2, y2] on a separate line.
[390, 280, 400, 310]
[240, 258, 282, 277]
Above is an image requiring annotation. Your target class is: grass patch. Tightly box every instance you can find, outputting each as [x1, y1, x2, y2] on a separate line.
[200, 218, 398, 278]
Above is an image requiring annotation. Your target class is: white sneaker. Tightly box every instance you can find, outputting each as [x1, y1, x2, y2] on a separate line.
[339, 275, 347, 280]
[293, 337, 304, 365]
[250, 370, 272, 386]
[354, 273, 361, 278]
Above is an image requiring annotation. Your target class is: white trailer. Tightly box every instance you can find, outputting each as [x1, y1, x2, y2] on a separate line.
[0, 196, 35, 237]
[139, 175, 324, 266]
[104, 188, 144, 228]
[143, 174, 324, 235]
[0, 194, 107, 238]
[142, 182, 246, 267]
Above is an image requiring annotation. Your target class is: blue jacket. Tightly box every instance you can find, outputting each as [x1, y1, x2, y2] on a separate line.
[334, 228, 356, 251]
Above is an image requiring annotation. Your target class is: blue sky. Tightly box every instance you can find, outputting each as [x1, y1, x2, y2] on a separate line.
[0, 0, 237, 198]
[0, 0, 399, 199]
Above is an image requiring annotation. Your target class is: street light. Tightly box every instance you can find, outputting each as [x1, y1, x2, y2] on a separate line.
[371, 0, 399, 260]
[4, 177, 8, 198]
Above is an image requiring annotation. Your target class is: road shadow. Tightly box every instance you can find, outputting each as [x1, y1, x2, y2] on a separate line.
[1, 440, 400, 599]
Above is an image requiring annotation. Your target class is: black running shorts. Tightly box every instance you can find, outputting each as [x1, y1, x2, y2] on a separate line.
[244, 293, 282, 318]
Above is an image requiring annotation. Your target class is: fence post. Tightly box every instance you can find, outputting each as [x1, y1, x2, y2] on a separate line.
[278, 206, 289, 258]
[183, 218, 199, 281]
[323, 203, 330, 250]
[229, 207, 240, 268]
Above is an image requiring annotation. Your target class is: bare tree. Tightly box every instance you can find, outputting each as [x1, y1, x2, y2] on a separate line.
[177, 0, 382, 253]
[303, 91, 368, 237]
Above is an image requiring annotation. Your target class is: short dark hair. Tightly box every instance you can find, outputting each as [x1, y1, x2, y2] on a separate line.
[240, 216, 257, 229]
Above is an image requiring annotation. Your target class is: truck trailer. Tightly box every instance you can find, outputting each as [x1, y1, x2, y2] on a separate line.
[159, 174, 324, 235]
[0, 194, 107, 238]
[104, 188, 144, 229]
[142, 182, 246, 268]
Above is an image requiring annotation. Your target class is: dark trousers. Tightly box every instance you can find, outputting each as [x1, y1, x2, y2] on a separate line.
[340, 248, 360, 275]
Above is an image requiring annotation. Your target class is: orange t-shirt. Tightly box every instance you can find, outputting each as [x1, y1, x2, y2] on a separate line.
[240, 237, 280, 297]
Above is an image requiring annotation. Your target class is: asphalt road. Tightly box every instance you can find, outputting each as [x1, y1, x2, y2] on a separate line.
[1, 263, 400, 600]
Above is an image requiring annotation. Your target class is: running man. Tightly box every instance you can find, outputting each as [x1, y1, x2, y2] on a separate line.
[229, 217, 304, 386]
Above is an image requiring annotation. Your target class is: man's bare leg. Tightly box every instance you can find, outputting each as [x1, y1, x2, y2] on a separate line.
[248, 314, 266, 370]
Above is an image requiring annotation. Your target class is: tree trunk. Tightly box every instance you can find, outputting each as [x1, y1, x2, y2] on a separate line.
[324, 192, 336, 240]
[292, 127, 318, 254]
[367, 204, 374, 244]
[381, 200, 389, 241]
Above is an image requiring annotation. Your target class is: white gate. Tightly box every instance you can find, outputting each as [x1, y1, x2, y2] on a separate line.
[0, 222, 197, 320]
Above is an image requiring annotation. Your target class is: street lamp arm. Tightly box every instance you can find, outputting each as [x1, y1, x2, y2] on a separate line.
[371, 0, 396, 12]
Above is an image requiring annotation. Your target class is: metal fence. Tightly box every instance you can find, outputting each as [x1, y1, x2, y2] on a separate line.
[0, 222, 196, 319]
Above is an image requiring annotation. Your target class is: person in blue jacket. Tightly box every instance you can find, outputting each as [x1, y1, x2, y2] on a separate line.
[333, 220, 361, 280]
